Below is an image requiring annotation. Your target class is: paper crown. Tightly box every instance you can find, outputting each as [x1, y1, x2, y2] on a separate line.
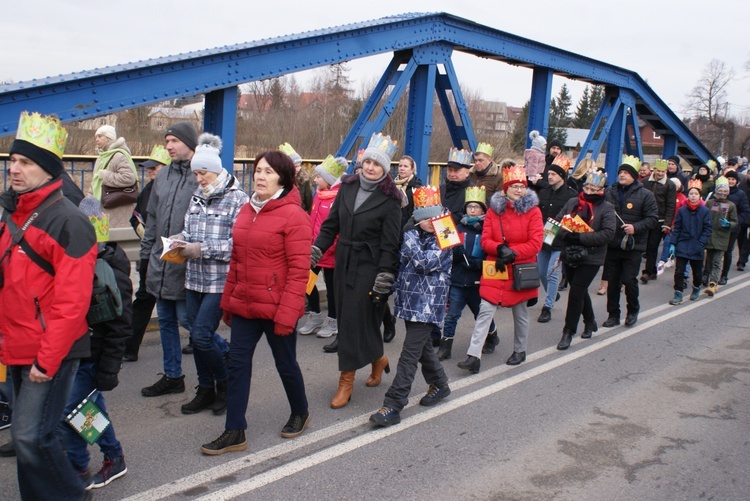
[319, 155, 347, 179]
[447, 148, 472, 167]
[16, 111, 68, 159]
[277, 142, 298, 157]
[90, 215, 110, 242]
[148, 145, 171, 166]
[355, 149, 365, 165]
[653, 159, 668, 171]
[465, 186, 487, 205]
[584, 170, 607, 188]
[621, 155, 642, 172]
[687, 179, 703, 192]
[706, 159, 717, 171]
[365, 133, 398, 157]
[503, 164, 527, 187]
[475, 142, 495, 157]
[715, 176, 729, 188]
[551, 155, 571, 172]
[413, 186, 441, 208]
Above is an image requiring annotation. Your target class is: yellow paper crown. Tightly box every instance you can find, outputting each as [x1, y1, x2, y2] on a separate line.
[366, 133, 397, 157]
[447, 148, 472, 167]
[706, 159, 717, 171]
[148, 145, 171, 166]
[475, 142, 495, 157]
[90, 215, 110, 242]
[653, 159, 668, 171]
[465, 186, 487, 205]
[687, 179, 703, 192]
[621, 155, 642, 172]
[551, 155, 571, 172]
[413, 185, 441, 209]
[277, 142, 298, 157]
[16, 111, 68, 159]
[503, 164, 527, 187]
[319, 155, 347, 179]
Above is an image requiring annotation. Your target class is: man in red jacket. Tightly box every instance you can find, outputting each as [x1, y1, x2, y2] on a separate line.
[0, 112, 97, 499]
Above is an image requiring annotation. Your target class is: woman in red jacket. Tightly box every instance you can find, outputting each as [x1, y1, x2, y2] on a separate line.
[201, 151, 312, 456]
[457, 164, 543, 372]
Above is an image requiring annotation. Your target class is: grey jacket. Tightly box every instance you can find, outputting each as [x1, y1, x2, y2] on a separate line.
[140, 159, 199, 300]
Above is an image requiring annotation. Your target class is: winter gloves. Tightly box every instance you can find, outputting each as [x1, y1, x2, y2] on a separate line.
[311, 245, 323, 268]
[495, 244, 516, 273]
[95, 371, 119, 392]
[719, 218, 730, 228]
[563, 231, 581, 244]
[370, 272, 395, 306]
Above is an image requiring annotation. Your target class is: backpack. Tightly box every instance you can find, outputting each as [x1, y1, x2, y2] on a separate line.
[87, 257, 123, 325]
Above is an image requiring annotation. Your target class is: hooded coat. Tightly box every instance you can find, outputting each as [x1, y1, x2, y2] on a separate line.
[469, 162, 503, 202]
[314, 173, 402, 371]
[90, 137, 138, 229]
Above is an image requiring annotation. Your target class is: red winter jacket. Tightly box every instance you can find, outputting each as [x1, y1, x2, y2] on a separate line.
[221, 187, 312, 334]
[479, 191, 543, 307]
[0, 180, 97, 375]
[310, 184, 340, 269]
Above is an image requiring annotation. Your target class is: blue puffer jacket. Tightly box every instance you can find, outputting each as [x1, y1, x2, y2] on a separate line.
[671, 203, 712, 261]
[393, 222, 452, 327]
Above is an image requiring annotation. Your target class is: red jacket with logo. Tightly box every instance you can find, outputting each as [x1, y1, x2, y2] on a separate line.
[0, 180, 97, 375]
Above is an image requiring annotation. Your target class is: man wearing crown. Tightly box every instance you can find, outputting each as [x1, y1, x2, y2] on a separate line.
[0, 112, 97, 499]
[641, 159, 676, 284]
[470, 143, 503, 201]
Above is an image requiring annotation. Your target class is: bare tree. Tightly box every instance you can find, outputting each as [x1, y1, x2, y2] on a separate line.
[685, 59, 737, 150]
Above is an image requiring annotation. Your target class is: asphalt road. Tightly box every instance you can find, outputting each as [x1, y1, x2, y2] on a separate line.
[2, 266, 749, 500]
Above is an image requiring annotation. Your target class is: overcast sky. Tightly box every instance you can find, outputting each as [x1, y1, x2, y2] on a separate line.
[2, 0, 748, 122]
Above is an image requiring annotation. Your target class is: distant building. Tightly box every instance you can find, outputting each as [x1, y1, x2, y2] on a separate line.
[77, 114, 118, 131]
[147, 106, 202, 131]
[473, 100, 516, 138]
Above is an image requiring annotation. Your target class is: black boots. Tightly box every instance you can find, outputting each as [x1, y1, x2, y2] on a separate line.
[437, 338, 453, 361]
[581, 321, 598, 339]
[213, 380, 228, 415]
[457, 355, 481, 374]
[323, 336, 338, 353]
[181, 386, 216, 415]
[557, 328, 574, 350]
[481, 330, 499, 354]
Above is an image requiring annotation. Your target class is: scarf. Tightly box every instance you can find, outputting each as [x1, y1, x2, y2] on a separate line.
[249, 187, 284, 214]
[354, 171, 385, 211]
[695, 173, 710, 183]
[395, 174, 414, 208]
[687, 200, 701, 211]
[572, 192, 603, 224]
[91, 147, 136, 200]
[460, 214, 485, 231]
[201, 168, 230, 198]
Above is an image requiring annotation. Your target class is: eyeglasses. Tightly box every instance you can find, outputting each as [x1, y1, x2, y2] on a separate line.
[507, 184, 527, 191]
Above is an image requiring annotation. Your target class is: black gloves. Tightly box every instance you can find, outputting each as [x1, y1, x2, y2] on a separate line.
[95, 371, 119, 392]
[495, 244, 516, 272]
[563, 231, 581, 244]
[370, 272, 395, 306]
[311, 246, 323, 268]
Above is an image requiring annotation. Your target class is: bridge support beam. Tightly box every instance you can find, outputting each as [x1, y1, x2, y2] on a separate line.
[526, 68, 553, 147]
[204, 87, 237, 173]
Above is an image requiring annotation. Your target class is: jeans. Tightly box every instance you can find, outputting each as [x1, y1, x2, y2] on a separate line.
[604, 247, 642, 318]
[11, 360, 85, 500]
[563, 264, 599, 332]
[58, 361, 122, 473]
[442, 285, 496, 339]
[126, 260, 156, 357]
[156, 299, 190, 378]
[659, 233, 673, 263]
[537, 248, 561, 309]
[467, 300, 529, 358]
[383, 321, 448, 412]
[225, 316, 308, 430]
[186, 290, 228, 387]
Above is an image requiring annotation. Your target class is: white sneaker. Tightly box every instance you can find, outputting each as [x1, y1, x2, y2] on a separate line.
[298, 312, 325, 335]
[316, 317, 338, 338]
[297, 311, 312, 330]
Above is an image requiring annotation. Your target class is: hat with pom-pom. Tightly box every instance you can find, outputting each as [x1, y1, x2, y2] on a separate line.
[529, 130, 547, 152]
[191, 133, 223, 173]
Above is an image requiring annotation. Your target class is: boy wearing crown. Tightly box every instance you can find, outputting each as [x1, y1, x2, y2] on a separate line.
[470, 143, 503, 201]
[0, 112, 97, 499]
[370, 186, 452, 427]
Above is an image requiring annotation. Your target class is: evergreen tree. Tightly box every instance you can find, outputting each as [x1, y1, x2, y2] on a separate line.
[269, 77, 286, 110]
[548, 84, 572, 146]
[573, 86, 592, 129]
[511, 101, 530, 153]
[589, 85, 605, 119]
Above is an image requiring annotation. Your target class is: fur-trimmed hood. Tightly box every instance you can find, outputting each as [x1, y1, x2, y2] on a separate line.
[341, 172, 403, 203]
[489, 189, 539, 216]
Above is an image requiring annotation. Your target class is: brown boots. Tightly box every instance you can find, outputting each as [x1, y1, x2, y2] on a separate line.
[365, 355, 390, 387]
[331, 371, 355, 409]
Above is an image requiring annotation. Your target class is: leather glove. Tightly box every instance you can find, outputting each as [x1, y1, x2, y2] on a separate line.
[274, 323, 294, 335]
[496, 244, 516, 264]
[494, 260, 507, 274]
[719, 218, 730, 228]
[179, 242, 202, 259]
[373, 272, 395, 294]
[222, 310, 232, 327]
[563, 231, 581, 244]
[661, 225, 672, 234]
[94, 371, 119, 392]
[669, 244, 675, 256]
[369, 289, 390, 307]
[311, 245, 323, 268]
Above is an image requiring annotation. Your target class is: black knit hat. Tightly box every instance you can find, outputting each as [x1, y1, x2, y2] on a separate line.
[9, 139, 64, 178]
[667, 156, 681, 167]
[165, 122, 198, 151]
[548, 139, 563, 151]
[618, 163, 639, 181]
[547, 164, 567, 180]
[724, 169, 740, 181]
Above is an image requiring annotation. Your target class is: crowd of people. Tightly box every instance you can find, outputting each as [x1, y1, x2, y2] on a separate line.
[1, 113, 748, 499]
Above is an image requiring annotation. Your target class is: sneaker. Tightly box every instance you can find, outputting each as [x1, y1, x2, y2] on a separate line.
[537, 306, 551, 323]
[77, 469, 92, 491]
[690, 286, 701, 301]
[89, 454, 127, 489]
[316, 317, 337, 338]
[181, 386, 216, 415]
[369, 406, 401, 427]
[141, 374, 185, 397]
[0, 402, 10, 431]
[122, 353, 138, 362]
[419, 384, 451, 407]
[737, 262, 745, 271]
[718, 276, 728, 286]
[669, 291, 683, 305]
[298, 312, 325, 335]
[280, 412, 310, 438]
[201, 429, 247, 455]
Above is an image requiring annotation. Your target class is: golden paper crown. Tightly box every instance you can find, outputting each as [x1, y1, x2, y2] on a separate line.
[319, 155, 347, 179]
[653, 159, 668, 171]
[584, 170, 607, 188]
[277, 142, 298, 157]
[706, 159, 717, 171]
[16, 111, 68, 159]
[464, 186, 487, 205]
[366, 133, 397, 157]
[621, 155, 642, 172]
[687, 179, 703, 192]
[447, 147, 472, 167]
[475, 142, 495, 157]
[90, 215, 110, 243]
[551, 155, 571, 172]
[413, 185, 441, 209]
[356, 149, 366, 165]
[148, 145, 171, 166]
[503, 164, 527, 187]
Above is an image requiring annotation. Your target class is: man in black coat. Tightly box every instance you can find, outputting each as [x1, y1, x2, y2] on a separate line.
[641, 160, 676, 283]
[602, 162, 658, 327]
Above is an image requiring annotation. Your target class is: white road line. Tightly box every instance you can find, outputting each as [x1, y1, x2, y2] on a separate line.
[126, 277, 750, 500]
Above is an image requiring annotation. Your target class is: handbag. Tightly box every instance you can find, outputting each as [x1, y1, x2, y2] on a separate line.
[562, 244, 588, 267]
[512, 263, 540, 291]
[101, 183, 138, 209]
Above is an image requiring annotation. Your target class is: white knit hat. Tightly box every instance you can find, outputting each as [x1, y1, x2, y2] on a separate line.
[191, 133, 223, 173]
[95, 125, 116, 141]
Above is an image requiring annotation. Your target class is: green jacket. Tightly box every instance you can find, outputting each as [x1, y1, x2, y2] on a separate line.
[705, 198, 737, 250]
